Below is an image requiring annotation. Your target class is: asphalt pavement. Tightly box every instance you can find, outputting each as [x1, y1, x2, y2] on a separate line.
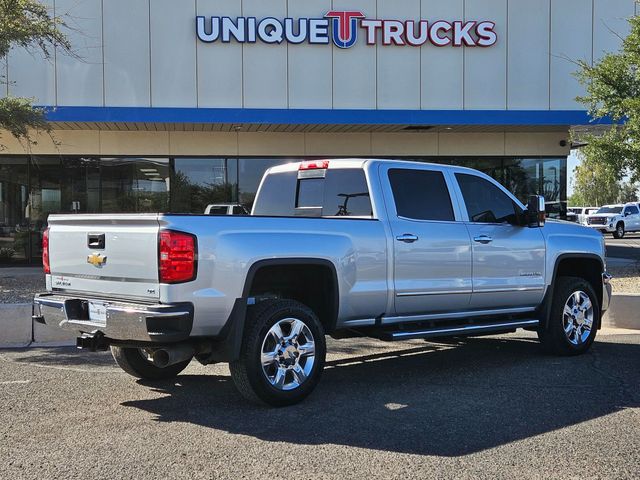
[605, 233, 640, 262]
[1, 330, 639, 479]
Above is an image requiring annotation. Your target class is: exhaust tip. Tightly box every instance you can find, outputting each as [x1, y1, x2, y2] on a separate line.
[151, 349, 170, 368]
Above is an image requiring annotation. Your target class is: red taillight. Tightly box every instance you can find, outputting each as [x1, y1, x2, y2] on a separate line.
[42, 227, 50, 274]
[299, 160, 329, 171]
[159, 230, 197, 284]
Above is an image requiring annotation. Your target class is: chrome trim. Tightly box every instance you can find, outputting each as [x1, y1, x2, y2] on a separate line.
[397, 290, 473, 297]
[107, 305, 190, 318]
[51, 272, 157, 283]
[385, 319, 539, 340]
[381, 306, 536, 325]
[473, 286, 545, 294]
[340, 318, 377, 327]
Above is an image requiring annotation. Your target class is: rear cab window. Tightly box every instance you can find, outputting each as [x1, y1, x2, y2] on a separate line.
[253, 165, 373, 218]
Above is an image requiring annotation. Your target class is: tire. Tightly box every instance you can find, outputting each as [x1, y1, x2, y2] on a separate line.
[613, 222, 625, 239]
[111, 346, 191, 380]
[229, 299, 326, 407]
[538, 276, 599, 356]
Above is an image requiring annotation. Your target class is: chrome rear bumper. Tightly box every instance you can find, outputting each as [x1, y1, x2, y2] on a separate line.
[33, 293, 193, 342]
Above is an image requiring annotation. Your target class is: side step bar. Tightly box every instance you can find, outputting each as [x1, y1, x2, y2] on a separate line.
[380, 319, 539, 341]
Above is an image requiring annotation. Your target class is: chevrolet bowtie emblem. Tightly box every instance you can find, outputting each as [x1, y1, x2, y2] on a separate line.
[87, 253, 107, 267]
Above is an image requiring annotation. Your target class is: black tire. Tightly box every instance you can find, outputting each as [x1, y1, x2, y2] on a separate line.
[538, 276, 599, 356]
[110, 346, 191, 380]
[613, 222, 625, 239]
[229, 299, 326, 407]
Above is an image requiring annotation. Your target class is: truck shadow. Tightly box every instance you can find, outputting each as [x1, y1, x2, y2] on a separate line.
[123, 336, 640, 457]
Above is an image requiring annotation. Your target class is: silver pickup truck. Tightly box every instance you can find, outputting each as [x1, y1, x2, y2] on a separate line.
[34, 159, 612, 406]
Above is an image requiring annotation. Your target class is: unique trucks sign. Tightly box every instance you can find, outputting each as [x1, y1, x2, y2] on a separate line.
[196, 11, 497, 49]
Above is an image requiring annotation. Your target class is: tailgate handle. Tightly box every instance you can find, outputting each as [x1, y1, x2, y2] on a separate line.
[88, 233, 105, 249]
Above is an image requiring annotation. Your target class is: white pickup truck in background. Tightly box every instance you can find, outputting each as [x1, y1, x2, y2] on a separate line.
[34, 159, 611, 406]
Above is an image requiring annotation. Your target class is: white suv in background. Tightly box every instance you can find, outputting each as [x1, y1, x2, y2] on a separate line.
[586, 203, 640, 238]
[568, 207, 599, 225]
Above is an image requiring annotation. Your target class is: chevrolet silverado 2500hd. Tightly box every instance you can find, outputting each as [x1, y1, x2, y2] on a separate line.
[34, 159, 612, 406]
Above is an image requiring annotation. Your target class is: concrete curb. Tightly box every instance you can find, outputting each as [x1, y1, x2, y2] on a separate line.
[603, 293, 640, 331]
[0, 302, 76, 348]
[0, 304, 32, 347]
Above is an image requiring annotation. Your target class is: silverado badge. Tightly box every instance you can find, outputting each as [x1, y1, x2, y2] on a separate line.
[87, 253, 107, 267]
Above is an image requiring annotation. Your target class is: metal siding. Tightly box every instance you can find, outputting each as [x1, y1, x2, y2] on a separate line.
[550, 0, 593, 110]
[196, 0, 243, 107]
[150, 0, 197, 106]
[242, 0, 288, 108]
[420, 0, 464, 109]
[464, 0, 508, 110]
[55, 0, 104, 106]
[287, 0, 333, 108]
[7, 0, 55, 104]
[332, 0, 376, 108]
[593, 0, 635, 62]
[507, 0, 550, 110]
[104, 0, 151, 107]
[377, 0, 421, 109]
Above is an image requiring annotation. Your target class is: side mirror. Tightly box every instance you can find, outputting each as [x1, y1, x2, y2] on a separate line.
[624, 211, 630, 217]
[526, 195, 545, 227]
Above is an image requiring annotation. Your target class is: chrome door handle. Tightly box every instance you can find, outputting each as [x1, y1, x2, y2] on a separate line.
[473, 235, 493, 244]
[396, 234, 419, 243]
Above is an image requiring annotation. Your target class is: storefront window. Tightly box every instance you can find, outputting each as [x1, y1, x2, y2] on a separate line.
[0, 154, 567, 264]
[0, 158, 29, 263]
[172, 158, 237, 213]
[238, 158, 293, 210]
[101, 158, 170, 213]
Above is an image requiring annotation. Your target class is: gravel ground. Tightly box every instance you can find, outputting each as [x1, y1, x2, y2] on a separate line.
[0, 270, 45, 304]
[608, 264, 640, 294]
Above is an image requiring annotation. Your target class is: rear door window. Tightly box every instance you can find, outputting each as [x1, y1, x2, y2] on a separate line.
[388, 169, 455, 221]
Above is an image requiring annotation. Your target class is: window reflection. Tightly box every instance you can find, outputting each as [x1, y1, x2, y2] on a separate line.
[0, 158, 29, 263]
[172, 158, 237, 213]
[0, 155, 568, 264]
[101, 158, 170, 213]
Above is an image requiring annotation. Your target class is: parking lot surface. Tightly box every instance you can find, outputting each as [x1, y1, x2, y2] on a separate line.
[606, 233, 640, 262]
[1, 331, 639, 480]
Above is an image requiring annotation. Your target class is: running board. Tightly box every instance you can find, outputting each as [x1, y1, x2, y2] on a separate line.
[380, 319, 540, 341]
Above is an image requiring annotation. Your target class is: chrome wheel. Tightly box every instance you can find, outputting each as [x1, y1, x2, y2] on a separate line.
[261, 318, 316, 391]
[562, 291, 594, 346]
[617, 224, 624, 237]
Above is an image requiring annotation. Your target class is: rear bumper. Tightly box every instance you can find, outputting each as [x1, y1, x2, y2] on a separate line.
[33, 293, 193, 343]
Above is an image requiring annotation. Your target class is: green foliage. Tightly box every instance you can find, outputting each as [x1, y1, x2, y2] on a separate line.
[570, 153, 621, 206]
[575, 15, 640, 180]
[618, 179, 639, 203]
[0, 0, 71, 144]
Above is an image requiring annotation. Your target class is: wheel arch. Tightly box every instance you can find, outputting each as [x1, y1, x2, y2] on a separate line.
[242, 258, 340, 334]
[538, 253, 604, 330]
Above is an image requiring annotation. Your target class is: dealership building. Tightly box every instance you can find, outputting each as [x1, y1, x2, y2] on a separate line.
[0, 0, 637, 263]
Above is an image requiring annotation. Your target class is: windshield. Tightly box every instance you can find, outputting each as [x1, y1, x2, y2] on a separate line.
[596, 206, 622, 214]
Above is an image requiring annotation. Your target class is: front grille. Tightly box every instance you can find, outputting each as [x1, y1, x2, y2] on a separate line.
[588, 217, 606, 225]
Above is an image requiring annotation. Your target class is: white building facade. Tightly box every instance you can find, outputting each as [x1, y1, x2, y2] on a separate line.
[0, 0, 637, 263]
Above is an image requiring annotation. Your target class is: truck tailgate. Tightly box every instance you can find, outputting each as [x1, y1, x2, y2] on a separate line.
[47, 214, 161, 300]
